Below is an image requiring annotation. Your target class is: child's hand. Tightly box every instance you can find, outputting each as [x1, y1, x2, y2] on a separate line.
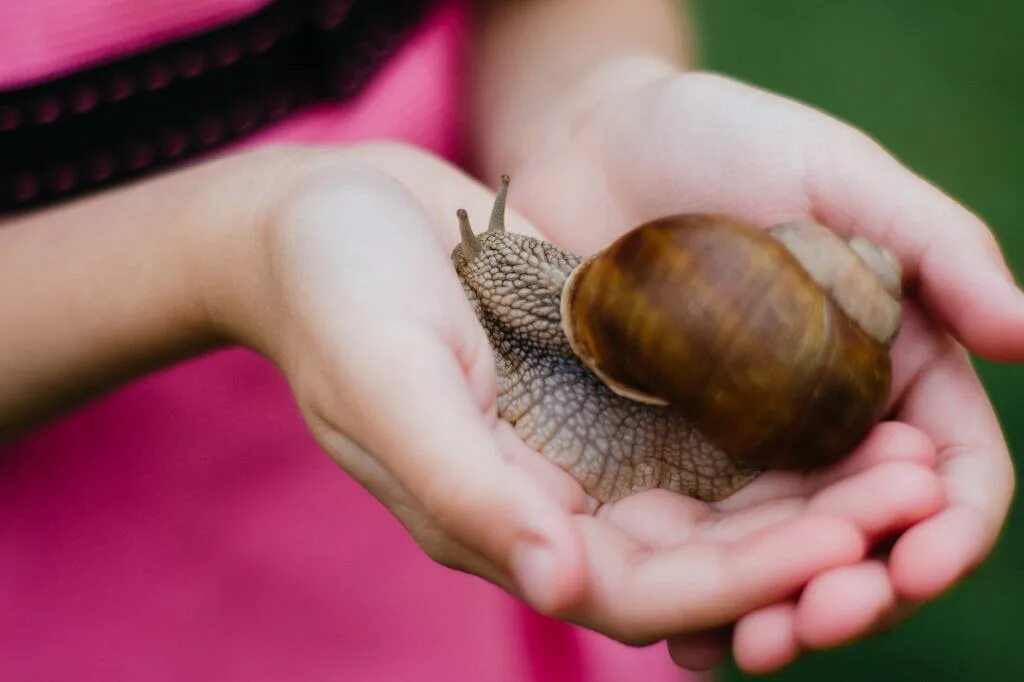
[507, 63, 1018, 672]
[0, 139, 908, 653]
[207, 144, 897, 646]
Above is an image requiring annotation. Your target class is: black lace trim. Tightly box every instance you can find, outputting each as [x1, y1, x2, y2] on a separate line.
[0, 0, 434, 214]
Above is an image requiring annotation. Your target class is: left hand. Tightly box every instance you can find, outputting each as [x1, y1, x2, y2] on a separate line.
[506, 60, 1020, 673]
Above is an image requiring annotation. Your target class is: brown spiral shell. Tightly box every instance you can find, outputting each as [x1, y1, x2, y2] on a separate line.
[561, 214, 895, 470]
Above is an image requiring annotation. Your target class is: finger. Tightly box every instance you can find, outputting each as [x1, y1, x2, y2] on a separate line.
[336, 327, 588, 614]
[604, 439, 940, 557]
[795, 567, 919, 653]
[288, 174, 591, 612]
[803, 121, 1024, 362]
[732, 602, 800, 674]
[715, 421, 937, 511]
[712, 421, 937, 516]
[796, 590, 917, 652]
[569, 514, 864, 642]
[889, 345, 1015, 600]
[890, 506, 993, 602]
[795, 561, 895, 650]
[692, 458, 941, 548]
[887, 302, 953, 407]
[666, 629, 731, 671]
[310, 413, 519, 596]
[874, 599, 921, 634]
[496, 419, 593, 514]
[806, 461, 945, 540]
[599, 489, 809, 551]
[815, 421, 937, 482]
[691, 497, 805, 545]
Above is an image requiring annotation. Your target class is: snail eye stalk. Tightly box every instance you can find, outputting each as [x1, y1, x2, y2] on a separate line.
[457, 208, 481, 257]
[488, 174, 510, 233]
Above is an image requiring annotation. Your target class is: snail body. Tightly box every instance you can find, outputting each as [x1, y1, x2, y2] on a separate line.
[452, 177, 901, 503]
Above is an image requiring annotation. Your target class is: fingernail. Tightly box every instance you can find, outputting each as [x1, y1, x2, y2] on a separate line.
[511, 539, 557, 611]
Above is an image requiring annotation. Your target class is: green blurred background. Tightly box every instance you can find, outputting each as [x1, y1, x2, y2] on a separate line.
[688, 1, 1023, 679]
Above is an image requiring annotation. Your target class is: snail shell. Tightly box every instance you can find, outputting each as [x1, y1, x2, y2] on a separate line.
[561, 214, 901, 470]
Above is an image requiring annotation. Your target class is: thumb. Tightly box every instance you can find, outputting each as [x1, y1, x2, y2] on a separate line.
[805, 127, 1024, 362]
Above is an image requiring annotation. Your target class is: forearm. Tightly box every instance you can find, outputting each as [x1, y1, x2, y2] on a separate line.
[0, 152, 280, 436]
[0, 142, 543, 436]
[469, 0, 692, 180]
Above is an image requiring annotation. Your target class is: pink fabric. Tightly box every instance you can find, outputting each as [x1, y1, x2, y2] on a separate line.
[0, 2, 687, 680]
[0, 0, 271, 88]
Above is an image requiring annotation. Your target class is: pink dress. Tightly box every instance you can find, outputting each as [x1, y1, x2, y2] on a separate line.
[0, 2, 687, 679]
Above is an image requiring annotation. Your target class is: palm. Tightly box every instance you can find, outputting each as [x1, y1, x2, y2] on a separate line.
[263, 140, 1014, 664]
[266, 156, 897, 646]
[506, 72, 1015, 667]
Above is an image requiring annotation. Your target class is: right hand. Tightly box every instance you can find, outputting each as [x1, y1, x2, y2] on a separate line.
[503, 66, 1016, 668]
[207, 143, 942, 646]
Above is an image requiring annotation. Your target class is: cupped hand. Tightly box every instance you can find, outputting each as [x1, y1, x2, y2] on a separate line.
[507, 63, 1018, 672]
[216, 144, 897, 647]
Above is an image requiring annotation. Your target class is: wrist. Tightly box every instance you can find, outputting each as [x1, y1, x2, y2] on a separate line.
[183, 146, 316, 361]
[0, 151, 293, 431]
[188, 144, 426, 363]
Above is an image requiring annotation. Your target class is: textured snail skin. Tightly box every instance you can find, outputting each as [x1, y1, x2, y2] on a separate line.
[452, 182, 898, 502]
[563, 215, 893, 471]
[453, 229, 759, 503]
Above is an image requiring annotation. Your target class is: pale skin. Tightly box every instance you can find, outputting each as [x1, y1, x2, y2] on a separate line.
[0, 0, 1018, 676]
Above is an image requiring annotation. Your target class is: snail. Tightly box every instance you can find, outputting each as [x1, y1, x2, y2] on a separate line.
[451, 176, 902, 503]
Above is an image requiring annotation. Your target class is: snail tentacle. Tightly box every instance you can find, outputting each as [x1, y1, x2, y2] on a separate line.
[487, 174, 510, 233]
[457, 208, 482, 257]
